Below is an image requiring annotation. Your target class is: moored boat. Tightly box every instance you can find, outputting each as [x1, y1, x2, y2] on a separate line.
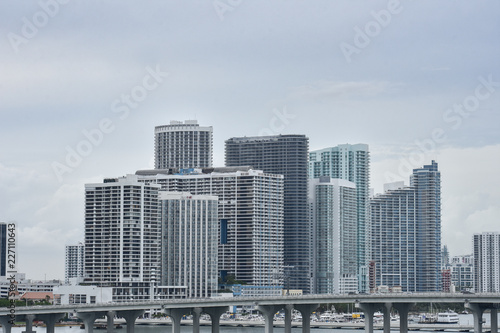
[436, 311, 459, 324]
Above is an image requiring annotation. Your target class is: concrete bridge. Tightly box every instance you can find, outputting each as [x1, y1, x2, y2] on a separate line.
[1, 293, 499, 333]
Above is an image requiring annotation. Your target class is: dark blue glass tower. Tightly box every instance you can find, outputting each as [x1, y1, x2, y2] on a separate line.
[225, 135, 311, 293]
[0, 223, 7, 277]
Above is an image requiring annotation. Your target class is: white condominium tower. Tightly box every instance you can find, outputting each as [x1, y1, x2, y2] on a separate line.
[473, 232, 500, 293]
[65, 242, 85, 284]
[160, 192, 218, 298]
[155, 120, 213, 169]
[84, 175, 161, 285]
[370, 161, 441, 292]
[309, 144, 370, 292]
[309, 177, 357, 294]
[136, 167, 284, 287]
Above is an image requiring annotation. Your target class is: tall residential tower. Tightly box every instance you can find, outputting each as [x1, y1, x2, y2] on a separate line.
[160, 192, 219, 298]
[309, 144, 370, 292]
[309, 177, 358, 294]
[154, 120, 213, 169]
[136, 167, 284, 288]
[370, 161, 441, 292]
[84, 176, 161, 286]
[473, 232, 500, 293]
[65, 242, 85, 284]
[224, 135, 310, 293]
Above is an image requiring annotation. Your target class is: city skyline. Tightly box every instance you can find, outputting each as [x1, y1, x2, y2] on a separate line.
[1, 1, 499, 280]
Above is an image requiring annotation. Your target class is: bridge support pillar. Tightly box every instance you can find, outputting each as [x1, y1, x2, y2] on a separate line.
[284, 304, 293, 333]
[382, 303, 392, 333]
[203, 306, 228, 333]
[393, 303, 413, 333]
[256, 305, 281, 333]
[106, 311, 116, 333]
[117, 310, 144, 333]
[36, 313, 65, 333]
[466, 303, 489, 333]
[295, 303, 319, 333]
[191, 308, 202, 333]
[22, 314, 36, 333]
[164, 308, 185, 333]
[356, 302, 376, 333]
[0, 316, 14, 333]
[76, 312, 99, 333]
[491, 308, 498, 333]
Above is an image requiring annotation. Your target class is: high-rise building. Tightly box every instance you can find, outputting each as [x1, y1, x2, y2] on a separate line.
[442, 269, 452, 292]
[136, 167, 284, 288]
[441, 245, 450, 268]
[370, 186, 417, 291]
[160, 192, 218, 298]
[224, 135, 310, 293]
[309, 144, 370, 292]
[412, 160, 441, 291]
[0, 223, 7, 277]
[309, 177, 357, 294]
[65, 242, 85, 284]
[84, 175, 161, 286]
[473, 232, 500, 293]
[155, 120, 213, 169]
[449, 254, 474, 292]
[370, 161, 441, 292]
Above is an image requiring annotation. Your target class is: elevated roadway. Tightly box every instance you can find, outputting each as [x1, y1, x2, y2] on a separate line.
[0, 293, 498, 333]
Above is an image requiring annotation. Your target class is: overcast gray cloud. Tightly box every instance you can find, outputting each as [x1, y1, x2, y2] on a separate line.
[0, 0, 499, 280]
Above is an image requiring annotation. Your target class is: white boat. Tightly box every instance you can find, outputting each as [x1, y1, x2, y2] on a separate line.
[319, 311, 346, 323]
[436, 311, 459, 324]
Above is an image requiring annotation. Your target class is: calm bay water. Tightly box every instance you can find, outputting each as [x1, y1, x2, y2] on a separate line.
[9, 326, 331, 333]
[7, 314, 497, 333]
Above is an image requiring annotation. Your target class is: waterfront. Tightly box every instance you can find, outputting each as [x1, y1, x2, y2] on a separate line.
[5, 314, 498, 333]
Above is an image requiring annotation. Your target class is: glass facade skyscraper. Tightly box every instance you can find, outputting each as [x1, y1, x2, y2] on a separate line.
[309, 144, 370, 292]
[225, 135, 310, 293]
[412, 160, 441, 291]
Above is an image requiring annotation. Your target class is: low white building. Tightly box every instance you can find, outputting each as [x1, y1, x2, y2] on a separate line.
[0, 274, 61, 299]
[53, 285, 113, 305]
[54, 284, 188, 304]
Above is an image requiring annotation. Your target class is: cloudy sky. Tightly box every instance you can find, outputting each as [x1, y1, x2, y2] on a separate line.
[1, 1, 499, 281]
